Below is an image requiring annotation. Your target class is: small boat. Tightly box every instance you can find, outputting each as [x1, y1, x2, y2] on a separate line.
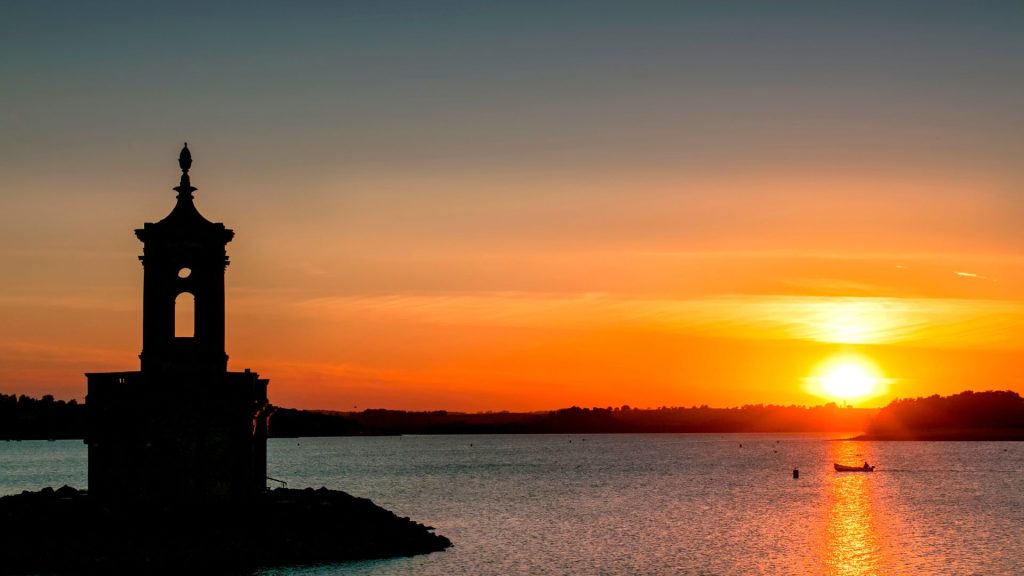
[834, 463, 875, 472]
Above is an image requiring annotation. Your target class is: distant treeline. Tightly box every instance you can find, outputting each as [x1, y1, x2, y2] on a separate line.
[3, 390, 1023, 440]
[1, 393, 872, 439]
[858, 390, 1024, 440]
[268, 403, 877, 436]
[0, 394, 86, 440]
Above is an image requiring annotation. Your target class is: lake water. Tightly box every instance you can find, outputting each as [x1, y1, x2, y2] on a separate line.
[2, 435, 1023, 575]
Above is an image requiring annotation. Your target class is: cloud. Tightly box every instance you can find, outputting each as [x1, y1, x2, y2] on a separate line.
[955, 271, 995, 282]
[287, 292, 1024, 349]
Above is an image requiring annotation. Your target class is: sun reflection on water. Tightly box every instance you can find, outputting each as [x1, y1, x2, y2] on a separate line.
[824, 441, 882, 576]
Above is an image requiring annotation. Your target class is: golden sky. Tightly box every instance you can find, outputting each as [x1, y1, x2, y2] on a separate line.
[3, 2, 1024, 410]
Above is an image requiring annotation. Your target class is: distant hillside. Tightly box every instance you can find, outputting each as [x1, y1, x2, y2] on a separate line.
[270, 403, 875, 436]
[1, 393, 874, 439]
[0, 394, 85, 440]
[857, 390, 1024, 440]
[9, 389, 1024, 438]
[12, 390, 1022, 440]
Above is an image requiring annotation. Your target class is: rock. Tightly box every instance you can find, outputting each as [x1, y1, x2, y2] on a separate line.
[55, 485, 77, 498]
[0, 487, 451, 574]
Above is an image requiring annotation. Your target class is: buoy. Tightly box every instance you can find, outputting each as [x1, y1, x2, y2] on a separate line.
[793, 469, 799, 479]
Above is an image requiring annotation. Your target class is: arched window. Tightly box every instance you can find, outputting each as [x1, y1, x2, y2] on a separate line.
[175, 292, 195, 338]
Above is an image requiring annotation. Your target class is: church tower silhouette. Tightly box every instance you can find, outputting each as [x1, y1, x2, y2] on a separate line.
[86, 144, 270, 505]
[137, 143, 232, 375]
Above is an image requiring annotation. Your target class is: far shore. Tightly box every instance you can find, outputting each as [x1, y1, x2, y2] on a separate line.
[5, 389, 1023, 440]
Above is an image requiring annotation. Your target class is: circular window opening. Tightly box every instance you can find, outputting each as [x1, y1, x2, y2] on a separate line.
[178, 267, 192, 279]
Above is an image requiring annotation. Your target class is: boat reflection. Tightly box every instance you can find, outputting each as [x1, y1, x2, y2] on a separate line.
[823, 441, 882, 576]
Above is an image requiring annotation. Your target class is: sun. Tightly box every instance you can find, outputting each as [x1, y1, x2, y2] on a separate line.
[820, 363, 876, 399]
[805, 353, 888, 404]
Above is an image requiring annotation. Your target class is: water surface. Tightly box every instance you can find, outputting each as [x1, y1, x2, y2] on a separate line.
[3, 435, 1022, 575]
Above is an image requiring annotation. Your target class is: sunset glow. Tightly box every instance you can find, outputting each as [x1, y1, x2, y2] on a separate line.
[806, 355, 889, 405]
[3, 3, 1024, 412]
[821, 364, 876, 400]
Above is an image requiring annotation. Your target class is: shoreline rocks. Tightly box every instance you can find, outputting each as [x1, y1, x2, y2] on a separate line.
[0, 486, 451, 574]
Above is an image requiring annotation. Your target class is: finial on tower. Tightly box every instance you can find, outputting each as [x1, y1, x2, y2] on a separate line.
[178, 142, 192, 174]
[174, 142, 197, 199]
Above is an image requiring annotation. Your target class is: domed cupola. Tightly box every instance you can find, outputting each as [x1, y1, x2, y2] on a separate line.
[134, 144, 234, 374]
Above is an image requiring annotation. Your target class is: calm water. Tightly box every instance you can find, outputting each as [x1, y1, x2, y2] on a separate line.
[2, 435, 1023, 575]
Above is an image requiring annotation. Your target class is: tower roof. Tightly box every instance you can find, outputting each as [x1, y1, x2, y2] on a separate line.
[137, 143, 233, 243]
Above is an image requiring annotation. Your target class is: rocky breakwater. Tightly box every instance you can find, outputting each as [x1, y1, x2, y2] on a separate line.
[0, 486, 451, 574]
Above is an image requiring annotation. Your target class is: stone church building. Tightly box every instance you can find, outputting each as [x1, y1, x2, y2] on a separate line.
[86, 144, 270, 504]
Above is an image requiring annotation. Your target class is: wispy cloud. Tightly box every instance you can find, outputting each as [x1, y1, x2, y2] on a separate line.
[955, 271, 995, 282]
[289, 292, 1024, 349]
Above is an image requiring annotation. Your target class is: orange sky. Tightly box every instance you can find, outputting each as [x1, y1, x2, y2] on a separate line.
[4, 167, 1024, 410]
[3, 3, 1024, 411]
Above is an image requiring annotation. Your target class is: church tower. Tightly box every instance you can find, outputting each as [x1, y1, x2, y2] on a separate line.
[136, 144, 232, 375]
[86, 145, 270, 506]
